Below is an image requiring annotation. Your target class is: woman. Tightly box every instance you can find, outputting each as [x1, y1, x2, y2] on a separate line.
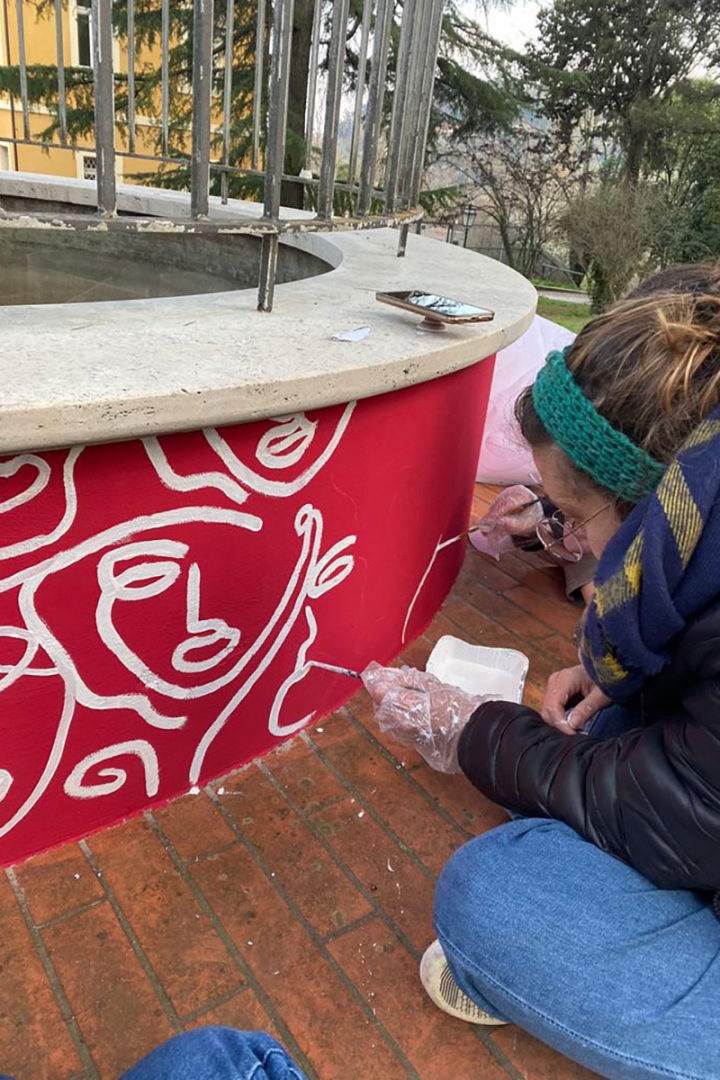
[365, 264, 720, 1079]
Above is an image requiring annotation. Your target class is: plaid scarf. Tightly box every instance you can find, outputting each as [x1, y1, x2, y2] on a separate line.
[581, 407, 720, 701]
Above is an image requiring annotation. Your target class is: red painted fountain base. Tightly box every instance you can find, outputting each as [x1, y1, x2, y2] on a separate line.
[0, 357, 494, 865]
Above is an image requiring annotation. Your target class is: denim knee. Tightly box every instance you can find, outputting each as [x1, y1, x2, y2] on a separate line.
[434, 825, 511, 944]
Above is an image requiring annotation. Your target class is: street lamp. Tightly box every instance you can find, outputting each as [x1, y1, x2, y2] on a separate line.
[460, 203, 477, 248]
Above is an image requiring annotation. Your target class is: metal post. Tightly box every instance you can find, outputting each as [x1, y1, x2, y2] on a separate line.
[54, 0, 67, 143]
[127, 0, 136, 153]
[317, 0, 350, 220]
[92, 0, 117, 215]
[14, 0, 30, 140]
[221, 0, 234, 204]
[258, 0, 295, 311]
[398, 0, 433, 209]
[303, 0, 322, 172]
[251, 0, 266, 171]
[409, 0, 444, 206]
[190, 0, 214, 219]
[357, 0, 392, 215]
[347, 0, 371, 187]
[385, 0, 416, 211]
[262, 0, 294, 221]
[258, 232, 279, 312]
[161, 0, 169, 156]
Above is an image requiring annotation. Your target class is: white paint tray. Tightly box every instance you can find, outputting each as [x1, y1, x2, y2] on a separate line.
[426, 635, 529, 703]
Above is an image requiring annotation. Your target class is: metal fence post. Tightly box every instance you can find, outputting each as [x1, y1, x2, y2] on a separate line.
[317, 0, 351, 221]
[258, 0, 295, 312]
[92, 0, 117, 216]
[190, 0, 214, 219]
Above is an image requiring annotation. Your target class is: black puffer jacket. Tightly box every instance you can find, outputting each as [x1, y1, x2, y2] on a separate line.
[458, 598, 720, 892]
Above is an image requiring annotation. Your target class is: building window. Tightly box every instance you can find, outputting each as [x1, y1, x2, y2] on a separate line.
[79, 152, 97, 181]
[76, 3, 92, 67]
[0, 144, 13, 171]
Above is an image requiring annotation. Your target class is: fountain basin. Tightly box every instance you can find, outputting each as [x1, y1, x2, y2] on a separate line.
[0, 174, 536, 864]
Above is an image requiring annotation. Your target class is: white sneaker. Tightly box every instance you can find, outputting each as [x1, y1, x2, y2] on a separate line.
[420, 940, 508, 1025]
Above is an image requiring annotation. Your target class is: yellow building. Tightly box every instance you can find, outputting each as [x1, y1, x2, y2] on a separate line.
[0, 0, 189, 182]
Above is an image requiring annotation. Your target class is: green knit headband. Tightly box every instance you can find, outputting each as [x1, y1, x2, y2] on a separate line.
[532, 348, 666, 503]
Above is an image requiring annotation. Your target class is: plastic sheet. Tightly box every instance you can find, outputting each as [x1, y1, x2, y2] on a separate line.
[477, 315, 576, 485]
[362, 662, 497, 773]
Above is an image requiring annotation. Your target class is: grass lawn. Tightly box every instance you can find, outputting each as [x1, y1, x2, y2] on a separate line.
[537, 296, 592, 335]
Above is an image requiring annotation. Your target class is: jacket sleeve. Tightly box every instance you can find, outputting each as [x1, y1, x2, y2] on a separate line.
[458, 698, 720, 891]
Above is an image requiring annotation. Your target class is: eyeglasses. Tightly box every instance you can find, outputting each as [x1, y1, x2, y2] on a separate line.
[517, 500, 611, 564]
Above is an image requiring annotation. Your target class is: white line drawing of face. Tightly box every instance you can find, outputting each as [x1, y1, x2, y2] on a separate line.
[95, 541, 243, 697]
[0, 448, 84, 562]
[0, 507, 262, 843]
[189, 504, 356, 784]
[143, 403, 355, 505]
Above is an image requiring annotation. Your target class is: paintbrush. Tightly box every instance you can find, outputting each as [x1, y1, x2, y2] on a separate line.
[309, 660, 363, 680]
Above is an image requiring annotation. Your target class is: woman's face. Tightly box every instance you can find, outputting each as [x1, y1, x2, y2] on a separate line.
[533, 445, 623, 560]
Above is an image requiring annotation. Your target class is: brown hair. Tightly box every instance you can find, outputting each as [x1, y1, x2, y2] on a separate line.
[516, 263, 720, 501]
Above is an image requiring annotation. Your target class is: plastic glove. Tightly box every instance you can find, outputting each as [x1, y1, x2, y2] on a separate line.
[362, 662, 496, 774]
[470, 485, 543, 560]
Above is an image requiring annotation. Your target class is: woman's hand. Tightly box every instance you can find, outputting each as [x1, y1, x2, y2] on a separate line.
[542, 664, 611, 735]
[362, 663, 492, 773]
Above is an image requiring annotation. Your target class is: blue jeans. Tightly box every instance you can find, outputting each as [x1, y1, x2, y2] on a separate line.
[119, 1029, 306, 1080]
[435, 706, 720, 1079]
[2, 1029, 305, 1080]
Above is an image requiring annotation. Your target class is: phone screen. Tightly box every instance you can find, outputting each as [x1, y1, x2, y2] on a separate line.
[377, 291, 494, 321]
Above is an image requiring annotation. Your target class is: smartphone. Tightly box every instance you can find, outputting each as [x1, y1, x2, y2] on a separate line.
[376, 290, 495, 326]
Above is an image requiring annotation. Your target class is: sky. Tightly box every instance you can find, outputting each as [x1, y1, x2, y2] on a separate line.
[461, 0, 541, 51]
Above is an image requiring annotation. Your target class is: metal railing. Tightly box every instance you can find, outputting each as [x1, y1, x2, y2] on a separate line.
[0, 0, 446, 310]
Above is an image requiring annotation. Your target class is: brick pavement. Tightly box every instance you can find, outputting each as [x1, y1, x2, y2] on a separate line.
[0, 486, 601, 1080]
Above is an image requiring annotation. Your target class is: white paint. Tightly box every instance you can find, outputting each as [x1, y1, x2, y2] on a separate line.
[0, 770, 13, 802]
[256, 415, 317, 470]
[401, 533, 463, 643]
[64, 741, 159, 799]
[0, 448, 83, 561]
[204, 402, 356, 499]
[0, 401, 361, 842]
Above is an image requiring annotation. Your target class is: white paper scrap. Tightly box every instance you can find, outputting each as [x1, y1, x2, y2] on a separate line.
[331, 326, 371, 342]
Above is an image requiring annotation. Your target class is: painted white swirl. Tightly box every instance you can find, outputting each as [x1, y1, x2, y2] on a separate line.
[0, 455, 50, 515]
[256, 414, 317, 470]
[64, 741, 159, 799]
[0, 447, 84, 562]
[204, 401, 356, 498]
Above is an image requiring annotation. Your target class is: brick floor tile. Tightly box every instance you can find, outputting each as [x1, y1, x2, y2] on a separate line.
[0, 874, 82, 1080]
[398, 636, 434, 671]
[42, 901, 174, 1078]
[310, 799, 435, 953]
[330, 920, 510, 1080]
[459, 577, 557, 642]
[89, 818, 238, 1018]
[247, 734, 347, 813]
[183, 987, 277, 1037]
[191, 847, 408, 1079]
[15, 844, 104, 927]
[540, 633, 582, 669]
[460, 552, 519, 592]
[346, 692, 424, 768]
[153, 790, 236, 862]
[505, 585, 581, 639]
[308, 719, 469, 876]
[220, 766, 372, 937]
[408, 765, 509, 837]
[491, 1026, 603, 1079]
